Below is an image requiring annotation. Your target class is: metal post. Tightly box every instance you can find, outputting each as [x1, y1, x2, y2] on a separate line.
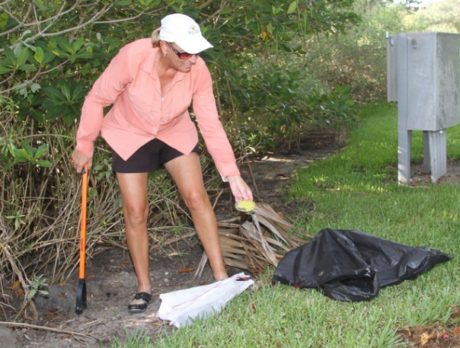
[398, 129, 412, 184]
[422, 131, 430, 174]
[396, 34, 411, 184]
[428, 129, 447, 183]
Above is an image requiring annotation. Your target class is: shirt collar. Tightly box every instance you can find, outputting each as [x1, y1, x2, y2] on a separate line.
[140, 47, 187, 83]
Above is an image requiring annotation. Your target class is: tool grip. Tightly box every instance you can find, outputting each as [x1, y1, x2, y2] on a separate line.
[79, 165, 89, 279]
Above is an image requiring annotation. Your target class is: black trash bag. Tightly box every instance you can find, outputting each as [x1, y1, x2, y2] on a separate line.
[272, 228, 451, 301]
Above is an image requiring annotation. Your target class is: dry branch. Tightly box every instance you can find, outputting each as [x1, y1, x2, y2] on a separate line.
[0, 320, 95, 340]
[194, 202, 310, 278]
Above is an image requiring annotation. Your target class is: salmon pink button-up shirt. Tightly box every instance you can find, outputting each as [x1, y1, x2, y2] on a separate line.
[75, 38, 240, 178]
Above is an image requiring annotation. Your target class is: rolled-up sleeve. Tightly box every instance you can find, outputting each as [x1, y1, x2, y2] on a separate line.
[75, 45, 134, 158]
[192, 62, 240, 179]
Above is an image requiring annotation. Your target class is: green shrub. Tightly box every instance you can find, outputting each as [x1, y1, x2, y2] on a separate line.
[221, 54, 358, 152]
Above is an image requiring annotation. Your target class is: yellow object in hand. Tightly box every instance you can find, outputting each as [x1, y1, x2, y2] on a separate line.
[235, 200, 256, 213]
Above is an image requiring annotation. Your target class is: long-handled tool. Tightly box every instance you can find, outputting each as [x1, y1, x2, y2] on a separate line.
[76, 164, 89, 314]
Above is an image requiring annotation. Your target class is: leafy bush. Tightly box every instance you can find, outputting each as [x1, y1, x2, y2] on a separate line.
[220, 54, 357, 152]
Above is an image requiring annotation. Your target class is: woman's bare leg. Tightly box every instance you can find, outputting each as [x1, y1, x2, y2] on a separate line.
[116, 172, 152, 293]
[164, 153, 228, 280]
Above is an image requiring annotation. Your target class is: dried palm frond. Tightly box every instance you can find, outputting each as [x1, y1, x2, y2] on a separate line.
[194, 202, 310, 278]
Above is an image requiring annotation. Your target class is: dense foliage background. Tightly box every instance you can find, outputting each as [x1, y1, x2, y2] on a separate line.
[0, 0, 459, 319]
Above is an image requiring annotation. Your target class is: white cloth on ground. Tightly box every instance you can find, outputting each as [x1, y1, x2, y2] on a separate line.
[157, 273, 254, 328]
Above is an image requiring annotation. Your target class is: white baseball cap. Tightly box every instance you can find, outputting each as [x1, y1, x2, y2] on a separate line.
[159, 13, 213, 54]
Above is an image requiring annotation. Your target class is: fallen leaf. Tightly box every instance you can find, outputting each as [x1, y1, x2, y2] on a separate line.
[420, 331, 435, 346]
[45, 308, 60, 321]
[452, 326, 460, 336]
[450, 306, 460, 320]
[438, 331, 450, 341]
[11, 280, 25, 297]
[178, 268, 194, 274]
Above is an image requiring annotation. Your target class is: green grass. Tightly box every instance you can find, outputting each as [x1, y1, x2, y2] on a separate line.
[115, 103, 460, 348]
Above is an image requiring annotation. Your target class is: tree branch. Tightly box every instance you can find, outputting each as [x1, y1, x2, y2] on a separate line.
[41, 3, 112, 38]
[0, 4, 32, 37]
[0, 0, 13, 6]
[94, 9, 146, 24]
[22, 1, 79, 29]
[0, 321, 95, 339]
[198, 0, 215, 10]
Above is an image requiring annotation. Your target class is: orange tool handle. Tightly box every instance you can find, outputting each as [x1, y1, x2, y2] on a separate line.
[79, 164, 89, 279]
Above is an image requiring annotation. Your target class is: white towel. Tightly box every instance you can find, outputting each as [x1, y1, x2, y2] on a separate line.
[157, 273, 254, 328]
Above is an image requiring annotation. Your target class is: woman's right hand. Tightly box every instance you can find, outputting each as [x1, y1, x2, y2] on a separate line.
[227, 175, 253, 202]
[71, 149, 92, 173]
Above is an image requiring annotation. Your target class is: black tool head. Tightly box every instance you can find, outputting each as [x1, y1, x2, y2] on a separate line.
[75, 278, 87, 314]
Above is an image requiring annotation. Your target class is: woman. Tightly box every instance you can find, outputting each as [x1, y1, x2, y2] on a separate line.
[71, 13, 253, 313]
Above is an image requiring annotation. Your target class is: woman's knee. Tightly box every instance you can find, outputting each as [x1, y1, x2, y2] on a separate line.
[123, 204, 149, 227]
[182, 189, 209, 211]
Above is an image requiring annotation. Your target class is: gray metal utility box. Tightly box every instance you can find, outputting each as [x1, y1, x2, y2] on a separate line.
[387, 32, 460, 183]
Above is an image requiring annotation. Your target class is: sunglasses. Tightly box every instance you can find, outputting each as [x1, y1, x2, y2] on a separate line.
[168, 43, 194, 60]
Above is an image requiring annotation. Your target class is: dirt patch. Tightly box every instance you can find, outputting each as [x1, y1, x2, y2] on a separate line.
[397, 307, 460, 348]
[6, 239, 215, 347]
[398, 324, 460, 348]
[410, 160, 460, 186]
[240, 146, 341, 214]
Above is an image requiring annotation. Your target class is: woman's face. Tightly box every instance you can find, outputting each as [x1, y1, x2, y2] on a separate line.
[166, 42, 197, 73]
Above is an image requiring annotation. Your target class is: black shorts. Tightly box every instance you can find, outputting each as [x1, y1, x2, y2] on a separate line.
[112, 138, 200, 173]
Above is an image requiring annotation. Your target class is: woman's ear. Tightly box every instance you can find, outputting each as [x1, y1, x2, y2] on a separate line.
[159, 41, 168, 56]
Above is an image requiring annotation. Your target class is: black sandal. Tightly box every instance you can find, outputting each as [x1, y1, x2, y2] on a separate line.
[128, 292, 152, 314]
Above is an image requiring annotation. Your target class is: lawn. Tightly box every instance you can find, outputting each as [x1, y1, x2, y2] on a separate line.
[115, 102, 460, 348]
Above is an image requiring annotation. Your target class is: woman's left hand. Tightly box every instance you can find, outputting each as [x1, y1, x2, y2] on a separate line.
[227, 175, 253, 202]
